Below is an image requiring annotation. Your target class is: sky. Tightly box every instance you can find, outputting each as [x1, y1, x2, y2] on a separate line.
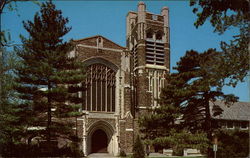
[2, 0, 249, 102]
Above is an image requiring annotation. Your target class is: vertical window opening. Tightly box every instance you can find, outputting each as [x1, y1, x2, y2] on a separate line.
[156, 31, 163, 41]
[146, 30, 153, 39]
[148, 69, 166, 106]
[82, 64, 116, 112]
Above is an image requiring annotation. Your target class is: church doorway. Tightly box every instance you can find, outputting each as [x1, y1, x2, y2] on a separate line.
[91, 129, 108, 153]
[86, 120, 118, 156]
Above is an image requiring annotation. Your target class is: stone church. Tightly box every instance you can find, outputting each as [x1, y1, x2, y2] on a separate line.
[71, 2, 170, 156]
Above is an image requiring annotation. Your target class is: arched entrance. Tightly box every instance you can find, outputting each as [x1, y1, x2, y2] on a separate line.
[86, 120, 119, 156]
[91, 129, 108, 153]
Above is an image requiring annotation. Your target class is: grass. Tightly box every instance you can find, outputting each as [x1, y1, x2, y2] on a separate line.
[148, 157, 206, 158]
[121, 156, 206, 158]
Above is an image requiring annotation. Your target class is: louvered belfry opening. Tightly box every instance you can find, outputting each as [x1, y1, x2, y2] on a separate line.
[146, 40, 165, 66]
[82, 64, 116, 112]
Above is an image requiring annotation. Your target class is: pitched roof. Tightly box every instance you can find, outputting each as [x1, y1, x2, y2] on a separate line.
[73, 35, 126, 50]
[210, 100, 250, 121]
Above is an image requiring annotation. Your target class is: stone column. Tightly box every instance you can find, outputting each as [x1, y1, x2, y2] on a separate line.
[83, 135, 87, 156]
[83, 114, 88, 156]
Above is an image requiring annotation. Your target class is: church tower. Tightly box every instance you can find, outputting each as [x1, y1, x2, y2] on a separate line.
[126, 2, 170, 115]
[72, 2, 170, 156]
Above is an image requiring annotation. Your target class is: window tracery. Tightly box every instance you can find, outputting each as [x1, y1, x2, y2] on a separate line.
[147, 69, 166, 106]
[82, 64, 116, 112]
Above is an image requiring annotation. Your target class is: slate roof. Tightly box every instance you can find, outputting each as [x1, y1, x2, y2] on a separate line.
[210, 100, 250, 121]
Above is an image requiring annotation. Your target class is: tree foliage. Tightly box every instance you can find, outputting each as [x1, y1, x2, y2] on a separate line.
[140, 49, 238, 155]
[15, 1, 84, 148]
[190, 0, 249, 86]
[0, 49, 24, 155]
[174, 49, 238, 134]
[216, 129, 249, 158]
[140, 0, 248, 155]
[0, 1, 40, 155]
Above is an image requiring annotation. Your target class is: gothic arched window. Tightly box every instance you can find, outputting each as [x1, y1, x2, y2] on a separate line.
[156, 31, 163, 41]
[146, 30, 153, 39]
[82, 64, 116, 112]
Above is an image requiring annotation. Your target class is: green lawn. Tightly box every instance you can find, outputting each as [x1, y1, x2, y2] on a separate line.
[122, 156, 206, 158]
[147, 157, 206, 158]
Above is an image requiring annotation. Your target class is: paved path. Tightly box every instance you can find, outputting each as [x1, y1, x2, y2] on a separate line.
[87, 153, 117, 158]
[148, 152, 167, 157]
[87, 152, 167, 158]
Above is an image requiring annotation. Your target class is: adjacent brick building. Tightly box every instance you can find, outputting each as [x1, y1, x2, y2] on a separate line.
[72, 2, 170, 156]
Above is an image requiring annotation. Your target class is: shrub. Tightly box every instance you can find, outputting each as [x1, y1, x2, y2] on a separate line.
[133, 135, 145, 158]
[1, 141, 85, 157]
[216, 129, 249, 158]
[120, 150, 127, 157]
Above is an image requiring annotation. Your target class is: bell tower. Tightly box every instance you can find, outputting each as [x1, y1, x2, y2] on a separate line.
[126, 2, 170, 115]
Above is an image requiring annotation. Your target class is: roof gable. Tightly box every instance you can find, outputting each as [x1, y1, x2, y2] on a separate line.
[73, 35, 125, 50]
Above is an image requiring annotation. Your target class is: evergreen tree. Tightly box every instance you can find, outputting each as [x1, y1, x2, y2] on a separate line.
[133, 135, 145, 158]
[174, 49, 237, 135]
[190, 0, 249, 86]
[0, 1, 40, 155]
[139, 62, 209, 153]
[15, 1, 84, 149]
[139, 79, 182, 145]
[0, 49, 24, 156]
[140, 49, 237, 156]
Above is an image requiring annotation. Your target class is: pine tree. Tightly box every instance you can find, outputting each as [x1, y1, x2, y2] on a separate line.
[139, 67, 208, 154]
[0, 49, 25, 156]
[174, 49, 237, 135]
[139, 79, 182, 145]
[190, 0, 249, 86]
[140, 49, 237, 156]
[15, 1, 84, 149]
[133, 135, 145, 158]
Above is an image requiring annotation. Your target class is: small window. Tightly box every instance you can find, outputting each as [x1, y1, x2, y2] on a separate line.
[227, 121, 234, 129]
[219, 121, 226, 127]
[148, 77, 152, 92]
[98, 37, 102, 43]
[160, 78, 164, 89]
[146, 31, 153, 39]
[234, 122, 240, 128]
[131, 22, 134, 29]
[156, 31, 163, 40]
[241, 122, 248, 129]
[97, 37, 103, 48]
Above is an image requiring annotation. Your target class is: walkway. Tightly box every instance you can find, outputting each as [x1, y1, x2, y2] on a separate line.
[87, 153, 116, 158]
[148, 152, 167, 157]
[87, 152, 167, 158]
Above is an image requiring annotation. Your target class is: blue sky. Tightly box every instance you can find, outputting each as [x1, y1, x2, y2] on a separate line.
[2, 1, 249, 102]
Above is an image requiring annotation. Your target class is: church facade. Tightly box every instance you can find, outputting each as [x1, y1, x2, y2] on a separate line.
[72, 2, 170, 156]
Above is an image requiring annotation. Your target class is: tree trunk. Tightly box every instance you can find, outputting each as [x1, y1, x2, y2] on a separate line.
[204, 92, 212, 157]
[47, 83, 52, 147]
